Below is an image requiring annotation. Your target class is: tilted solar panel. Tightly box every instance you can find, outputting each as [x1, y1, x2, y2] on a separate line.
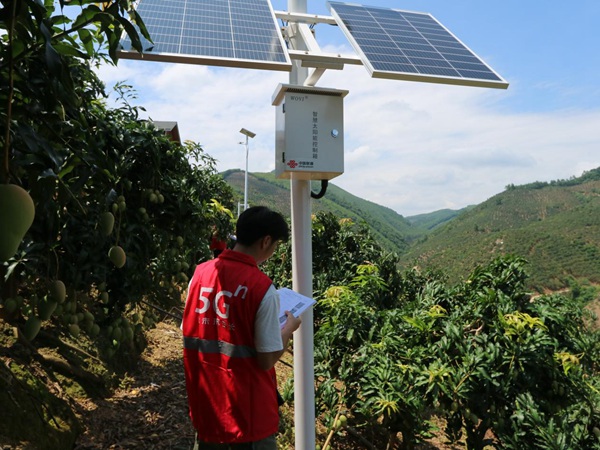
[118, 0, 292, 71]
[328, 1, 508, 89]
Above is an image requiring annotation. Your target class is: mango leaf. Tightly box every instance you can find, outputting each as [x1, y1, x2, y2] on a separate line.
[71, 4, 103, 29]
[53, 42, 87, 58]
[58, 164, 75, 179]
[403, 315, 429, 332]
[49, 14, 70, 27]
[130, 9, 152, 43]
[40, 25, 62, 76]
[106, 23, 120, 62]
[77, 28, 94, 56]
[17, 125, 63, 168]
[116, 14, 142, 52]
[10, 39, 26, 59]
[25, 0, 48, 20]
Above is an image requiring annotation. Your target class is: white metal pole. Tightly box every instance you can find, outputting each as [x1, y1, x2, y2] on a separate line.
[288, 1, 315, 449]
[244, 135, 249, 210]
[291, 176, 314, 450]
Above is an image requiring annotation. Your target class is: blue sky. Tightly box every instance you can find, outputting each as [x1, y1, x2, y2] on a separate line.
[96, 0, 600, 216]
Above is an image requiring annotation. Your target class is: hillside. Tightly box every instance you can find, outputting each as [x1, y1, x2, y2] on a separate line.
[221, 169, 423, 253]
[399, 168, 600, 291]
[406, 206, 475, 231]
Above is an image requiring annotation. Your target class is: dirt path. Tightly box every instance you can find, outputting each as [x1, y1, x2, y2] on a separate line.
[73, 321, 195, 450]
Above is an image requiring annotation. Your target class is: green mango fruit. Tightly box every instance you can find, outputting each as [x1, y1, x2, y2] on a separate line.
[108, 245, 126, 268]
[111, 326, 123, 341]
[49, 280, 66, 303]
[3, 298, 18, 314]
[0, 184, 35, 261]
[124, 327, 134, 341]
[98, 211, 115, 236]
[38, 297, 58, 321]
[23, 316, 42, 341]
[68, 324, 80, 337]
[81, 320, 92, 333]
[89, 324, 100, 337]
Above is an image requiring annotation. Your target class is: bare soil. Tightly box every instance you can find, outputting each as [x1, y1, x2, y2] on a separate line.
[73, 321, 195, 450]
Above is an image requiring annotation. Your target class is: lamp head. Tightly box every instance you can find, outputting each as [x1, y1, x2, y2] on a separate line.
[239, 128, 256, 139]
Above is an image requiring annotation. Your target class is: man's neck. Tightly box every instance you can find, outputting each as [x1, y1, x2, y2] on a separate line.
[232, 243, 260, 263]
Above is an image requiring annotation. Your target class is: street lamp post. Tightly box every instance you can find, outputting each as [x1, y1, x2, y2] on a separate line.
[239, 128, 256, 214]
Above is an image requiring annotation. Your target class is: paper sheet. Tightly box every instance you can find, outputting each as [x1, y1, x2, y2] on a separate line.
[277, 288, 316, 328]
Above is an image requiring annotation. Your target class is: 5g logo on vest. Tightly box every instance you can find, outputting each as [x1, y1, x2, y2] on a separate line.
[195, 285, 248, 319]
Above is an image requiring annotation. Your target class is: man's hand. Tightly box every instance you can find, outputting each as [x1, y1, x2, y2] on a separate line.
[280, 310, 301, 353]
[281, 310, 302, 336]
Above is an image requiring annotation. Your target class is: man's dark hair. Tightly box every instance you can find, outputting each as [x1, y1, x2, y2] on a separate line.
[235, 206, 289, 246]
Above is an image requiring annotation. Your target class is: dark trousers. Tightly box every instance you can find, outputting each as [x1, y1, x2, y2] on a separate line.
[193, 433, 277, 450]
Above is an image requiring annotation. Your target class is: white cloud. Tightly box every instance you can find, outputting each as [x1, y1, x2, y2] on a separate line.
[94, 59, 600, 217]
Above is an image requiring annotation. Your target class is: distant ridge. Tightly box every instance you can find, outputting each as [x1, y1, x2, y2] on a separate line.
[406, 207, 475, 231]
[399, 168, 600, 291]
[221, 169, 426, 254]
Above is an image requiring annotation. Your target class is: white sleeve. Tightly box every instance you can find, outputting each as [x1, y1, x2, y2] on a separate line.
[181, 278, 193, 331]
[255, 284, 283, 353]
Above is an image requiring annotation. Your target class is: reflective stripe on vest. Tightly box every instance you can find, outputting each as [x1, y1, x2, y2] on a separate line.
[183, 336, 256, 358]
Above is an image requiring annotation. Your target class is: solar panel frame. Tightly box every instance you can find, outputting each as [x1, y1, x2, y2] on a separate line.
[327, 1, 508, 89]
[117, 0, 292, 72]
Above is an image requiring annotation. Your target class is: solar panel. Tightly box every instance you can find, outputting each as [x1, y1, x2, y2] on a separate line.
[118, 0, 292, 71]
[327, 1, 508, 89]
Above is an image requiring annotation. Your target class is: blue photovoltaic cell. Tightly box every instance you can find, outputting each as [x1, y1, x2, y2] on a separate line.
[328, 1, 508, 88]
[118, 0, 291, 71]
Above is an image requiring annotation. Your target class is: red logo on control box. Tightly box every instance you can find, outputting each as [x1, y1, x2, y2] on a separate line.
[287, 160, 298, 169]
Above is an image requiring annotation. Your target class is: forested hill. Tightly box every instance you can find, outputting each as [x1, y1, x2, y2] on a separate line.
[399, 168, 600, 291]
[222, 167, 600, 293]
[221, 169, 424, 254]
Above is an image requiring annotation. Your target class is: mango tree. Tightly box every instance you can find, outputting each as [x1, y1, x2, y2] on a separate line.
[1, 0, 235, 351]
[266, 210, 600, 450]
[324, 256, 600, 449]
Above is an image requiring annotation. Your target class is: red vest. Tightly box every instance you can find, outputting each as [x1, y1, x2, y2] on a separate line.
[182, 250, 279, 443]
[210, 235, 227, 251]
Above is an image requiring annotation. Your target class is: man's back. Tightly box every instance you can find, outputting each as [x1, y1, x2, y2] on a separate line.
[182, 206, 301, 449]
[182, 250, 279, 443]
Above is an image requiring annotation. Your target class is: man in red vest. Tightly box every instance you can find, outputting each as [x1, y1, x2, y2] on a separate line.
[209, 225, 228, 258]
[182, 206, 302, 449]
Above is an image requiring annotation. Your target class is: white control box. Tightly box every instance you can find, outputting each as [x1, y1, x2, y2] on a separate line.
[272, 84, 349, 180]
